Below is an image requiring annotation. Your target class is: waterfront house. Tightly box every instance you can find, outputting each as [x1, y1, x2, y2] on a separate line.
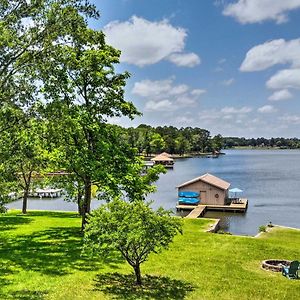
[151, 153, 174, 168]
[177, 173, 230, 205]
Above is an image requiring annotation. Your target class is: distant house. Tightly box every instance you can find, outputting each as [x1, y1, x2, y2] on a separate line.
[151, 153, 174, 168]
[177, 173, 230, 205]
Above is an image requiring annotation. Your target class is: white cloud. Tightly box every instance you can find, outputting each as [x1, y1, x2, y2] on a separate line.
[198, 106, 252, 124]
[196, 108, 292, 137]
[145, 100, 173, 112]
[258, 105, 278, 113]
[167, 52, 201, 67]
[191, 89, 207, 96]
[241, 39, 300, 93]
[221, 78, 235, 86]
[132, 79, 188, 98]
[104, 16, 200, 67]
[223, 0, 300, 24]
[279, 114, 300, 124]
[266, 69, 300, 90]
[268, 89, 293, 101]
[221, 106, 252, 114]
[240, 39, 300, 72]
[132, 78, 206, 112]
[175, 115, 195, 125]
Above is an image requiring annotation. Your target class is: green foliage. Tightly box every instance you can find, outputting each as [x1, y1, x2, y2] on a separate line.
[224, 136, 300, 149]
[0, 0, 143, 227]
[150, 133, 166, 154]
[30, 1, 141, 228]
[0, 105, 51, 213]
[211, 134, 224, 151]
[125, 125, 220, 155]
[83, 199, 182, 284]
[176, 135, 190, 155]
[259, 225, 267, 232]
[0, 198, 7, 213]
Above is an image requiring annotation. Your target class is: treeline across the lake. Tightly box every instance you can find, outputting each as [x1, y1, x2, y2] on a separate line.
[124, 125, 300, 155]
[223, 137, 300, 149]
[125, 124, 224, 155]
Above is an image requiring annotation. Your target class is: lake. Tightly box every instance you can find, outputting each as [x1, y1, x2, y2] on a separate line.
[7, 150, 300, 235]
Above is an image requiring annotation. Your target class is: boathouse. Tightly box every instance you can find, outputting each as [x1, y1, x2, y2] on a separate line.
[177, 173, 230, 205]
[151, 153, 174, 168]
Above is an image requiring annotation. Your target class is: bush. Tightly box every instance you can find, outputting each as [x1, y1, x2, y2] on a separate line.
[259, 225, 267, 232]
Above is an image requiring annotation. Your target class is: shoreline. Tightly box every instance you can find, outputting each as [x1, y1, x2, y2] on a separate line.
[228, 147, 300, 150]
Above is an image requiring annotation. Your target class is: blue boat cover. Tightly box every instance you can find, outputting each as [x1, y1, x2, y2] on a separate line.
[178, 191, 200, 198]
[178, 197, 200, 205]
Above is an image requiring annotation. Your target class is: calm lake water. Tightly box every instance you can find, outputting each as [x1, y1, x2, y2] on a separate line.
[7, 150, 300, 235]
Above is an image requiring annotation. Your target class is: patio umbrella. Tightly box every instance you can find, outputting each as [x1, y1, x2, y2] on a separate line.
[229, 188, 243, 198]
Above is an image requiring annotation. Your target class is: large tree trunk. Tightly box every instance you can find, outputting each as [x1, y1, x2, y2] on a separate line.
[133, 264, 142, 285]
[81, 178, 91, 231]
[22, 187, 29, 214]
[22, 172, 32, 214]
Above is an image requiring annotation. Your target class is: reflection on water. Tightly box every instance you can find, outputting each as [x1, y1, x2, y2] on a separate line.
[7, 150, 300, 236]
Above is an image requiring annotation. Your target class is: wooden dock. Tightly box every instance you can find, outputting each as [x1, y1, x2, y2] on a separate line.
[177, 198, 248, 219]
[186, 205, 207, 218]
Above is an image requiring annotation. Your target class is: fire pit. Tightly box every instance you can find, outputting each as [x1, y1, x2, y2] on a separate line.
[262, 259, 291, 272]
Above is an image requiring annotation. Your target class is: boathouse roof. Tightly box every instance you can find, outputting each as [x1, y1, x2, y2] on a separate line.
[160, 152, 172, 157]
[151, 153, 174, 162]
[177, 173, 230, 190]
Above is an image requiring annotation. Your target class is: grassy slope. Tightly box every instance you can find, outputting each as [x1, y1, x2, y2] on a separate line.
[0, 211, 299, 300]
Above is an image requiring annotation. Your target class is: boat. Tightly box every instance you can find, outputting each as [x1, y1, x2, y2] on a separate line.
[178, 191, 200, 198]
[178, 197, 200, 205]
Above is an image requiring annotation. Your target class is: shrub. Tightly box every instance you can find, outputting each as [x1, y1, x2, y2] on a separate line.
[259, 225, 267, 232]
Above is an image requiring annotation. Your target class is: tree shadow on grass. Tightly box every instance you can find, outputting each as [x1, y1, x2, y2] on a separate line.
[0, 227, 123, 277]
[0, 214, 32, 231]
[93, 273, 196, 300]
[0, 262, 14, 288]
[0, 289, 48, 300]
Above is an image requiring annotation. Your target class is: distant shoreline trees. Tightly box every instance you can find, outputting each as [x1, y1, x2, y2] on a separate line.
[125, 125, 224, 156]
[124, 125, 300, 155]
[223, 137, 300, 149]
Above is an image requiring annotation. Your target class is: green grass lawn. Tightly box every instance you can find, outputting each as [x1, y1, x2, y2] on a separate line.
[0, 211, 299, 300]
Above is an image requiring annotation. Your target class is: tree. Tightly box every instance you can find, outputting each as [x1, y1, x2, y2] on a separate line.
[83, 199, 182, 285]
[211, 134, 224, 151]
[27, 1, 140, 230]
[150, 133, 165, 154]
[142, 130, 152, 156]
[0, 107, 49, 214]
[1, 1, 105, 216]
[176, 135, 190, 155]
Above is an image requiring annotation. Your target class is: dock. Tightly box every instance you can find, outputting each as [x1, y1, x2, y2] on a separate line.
[177, 198, 248, 218]
[186, 205, 207, 218]
[29, 188, 62, 198]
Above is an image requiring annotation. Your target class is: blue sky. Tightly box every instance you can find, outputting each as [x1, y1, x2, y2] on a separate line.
[90, 0, 300, 138]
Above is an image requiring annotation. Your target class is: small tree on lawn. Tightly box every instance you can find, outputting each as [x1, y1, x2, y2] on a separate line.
[83, 199, 182, 285]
